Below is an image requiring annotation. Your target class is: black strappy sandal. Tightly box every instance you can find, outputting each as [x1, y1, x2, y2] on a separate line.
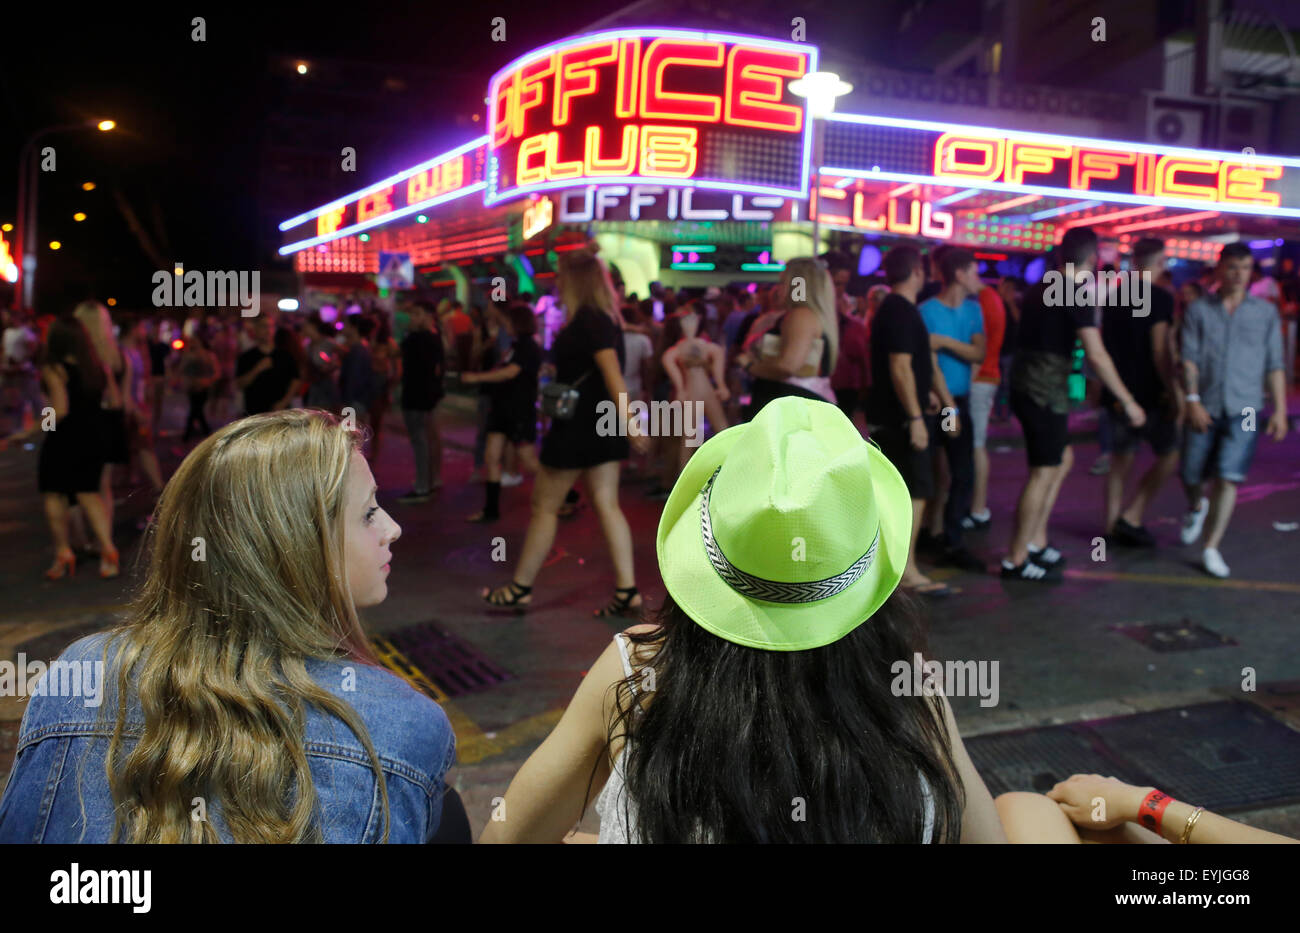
[595, 586, 641, 618]
[482, 580, 532, 610]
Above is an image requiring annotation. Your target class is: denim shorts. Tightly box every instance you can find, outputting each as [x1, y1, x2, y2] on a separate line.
[1181, 414, 1259, 485]
[969, 381, 997, 450]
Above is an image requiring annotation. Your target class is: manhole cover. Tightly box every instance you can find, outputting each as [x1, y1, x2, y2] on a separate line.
[376, 621, 513, 699]
[1109, 620, 1237, 653]
[967, 701, 1300, 812]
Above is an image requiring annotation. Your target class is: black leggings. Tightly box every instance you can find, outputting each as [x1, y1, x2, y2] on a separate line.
[184, 389, 210, 440]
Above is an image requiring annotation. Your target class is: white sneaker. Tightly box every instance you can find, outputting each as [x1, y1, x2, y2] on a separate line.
[500, 472, 525, 488]
[1180, 497, 1209, 545]
[1202, 547, 1230, 578]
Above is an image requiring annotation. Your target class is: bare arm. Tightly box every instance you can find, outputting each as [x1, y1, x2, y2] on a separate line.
[662, 344, 685, 396]
[464, 363, 521, 384]
[709, 342, 726, 389]
[478, 637, 626, 842]
[930, 350, 955, 410]
[932, 331, 986, 364]
[936, 691, 1008, 843]
[747, 306, 820, 381]
[889, 353, 923, 420]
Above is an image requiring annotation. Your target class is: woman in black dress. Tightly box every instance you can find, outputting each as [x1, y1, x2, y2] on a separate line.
[35, 316, 120, 578]
[75, 301, 129, 537]
[481, 248, 649, 616]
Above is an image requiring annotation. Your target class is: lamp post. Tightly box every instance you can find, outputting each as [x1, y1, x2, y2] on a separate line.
[14, 120, 115, 311]
[789, 72, 852, 258]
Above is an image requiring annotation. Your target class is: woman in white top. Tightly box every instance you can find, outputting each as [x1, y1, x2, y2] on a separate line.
[480, 396, 1008, 843]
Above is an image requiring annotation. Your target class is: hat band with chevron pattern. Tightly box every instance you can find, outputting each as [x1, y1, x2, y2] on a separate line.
[699, 467, 880, 605]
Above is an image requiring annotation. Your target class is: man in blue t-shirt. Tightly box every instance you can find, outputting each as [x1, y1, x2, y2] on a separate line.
[918, 247, 986, 570]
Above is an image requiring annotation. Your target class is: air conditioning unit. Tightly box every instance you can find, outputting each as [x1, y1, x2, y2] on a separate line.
[1218, 98, 1273, 154]
[1146, 95, 1210, 148]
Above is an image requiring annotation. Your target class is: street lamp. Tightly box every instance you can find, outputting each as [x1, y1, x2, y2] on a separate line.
[790, 72, 853, 256]
[14, 119, 115, 311]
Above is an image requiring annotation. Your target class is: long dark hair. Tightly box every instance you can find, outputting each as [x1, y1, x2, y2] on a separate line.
[602, 592, 964, 842]
[41, 314, 106, 394]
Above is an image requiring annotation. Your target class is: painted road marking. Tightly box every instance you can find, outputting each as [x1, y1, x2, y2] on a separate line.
[1065, 569, 1300, 594]
[371, 636, 561, 763]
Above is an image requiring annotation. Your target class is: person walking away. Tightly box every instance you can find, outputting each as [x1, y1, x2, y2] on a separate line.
[1101, 238, 1181, 547]
[1178, 242, 1288, 578]
[398, 302, 445, 503]
[1001, 227, 1147, 582]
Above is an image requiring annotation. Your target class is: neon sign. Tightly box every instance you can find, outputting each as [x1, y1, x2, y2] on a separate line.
[487, 29, 814, 204]
[555, 185, 791, 223]
[522, 196, 554, 239]
[279, 138, 489, 255]
[813, 182, 954, 239]
[0, 231, 17, 283]
[822, 113, 1300, 218]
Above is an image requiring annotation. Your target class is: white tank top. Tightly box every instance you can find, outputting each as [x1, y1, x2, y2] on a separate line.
[594, 634, 936, 844]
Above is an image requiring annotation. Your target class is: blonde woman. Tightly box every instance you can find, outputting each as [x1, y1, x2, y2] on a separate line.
[0, 410, 459, 843]
[481, 247, 649, 616]
[735, 257, 840, 418]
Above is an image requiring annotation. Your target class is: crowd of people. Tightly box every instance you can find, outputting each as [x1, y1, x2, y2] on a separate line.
[0, 232, 1294, 844]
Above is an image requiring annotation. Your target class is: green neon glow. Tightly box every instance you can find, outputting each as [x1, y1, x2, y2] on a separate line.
[670, 262, 717, 271]
[740, 263, 785, 271]
[670, 245, 717, 252]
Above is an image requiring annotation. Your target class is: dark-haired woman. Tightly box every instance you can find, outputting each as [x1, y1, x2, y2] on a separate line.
[480, 397, 1007, 843]
[462, 304, 542, 522]
[3, 315, 121, 579]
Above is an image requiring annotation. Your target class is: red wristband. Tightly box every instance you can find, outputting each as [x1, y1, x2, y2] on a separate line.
[1137, 789, 1173, 835]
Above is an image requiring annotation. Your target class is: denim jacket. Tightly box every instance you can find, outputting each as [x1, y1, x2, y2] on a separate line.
[0, 633, 456, 843]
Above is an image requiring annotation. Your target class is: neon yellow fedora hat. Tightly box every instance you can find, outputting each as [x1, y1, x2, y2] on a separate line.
[656, 396, 911, 651]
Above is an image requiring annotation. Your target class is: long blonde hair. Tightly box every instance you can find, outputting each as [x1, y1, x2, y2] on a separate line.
[558, 246, 624, 327]
[781, 258, 839, 372]
[103, 410, 390, 843]
[74, 300, 124, 378]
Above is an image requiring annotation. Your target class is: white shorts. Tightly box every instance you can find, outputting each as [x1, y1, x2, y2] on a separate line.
[970, 381, 998, 450]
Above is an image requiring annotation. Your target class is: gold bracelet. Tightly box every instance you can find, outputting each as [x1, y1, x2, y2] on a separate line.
[1178, 806, 1204, 844]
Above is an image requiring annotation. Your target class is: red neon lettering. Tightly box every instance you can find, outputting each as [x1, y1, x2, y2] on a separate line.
[517, 135, 550, 186]
[920, 203, 954, 239]
[553, 40, 618, 126]
[357, 187, 394, 223]
[1218, 162, 1282, 207]
[408, 166, 437, 204]
[514, 54, 556, 138]
[639, 125, 698, 176]
[492, 79, 514, 147]
[934, 133, 1005, 181]
[1134, 153, 1157, 196]
[888, 198, 921, 235]
[815, 186, 852, 226]
[615, 39, 642, 118]
[1155, 156, 1219, 201]
[639, 39, 724, 122]
[724, 46, 805, 132]
[1069, 149, 1137, 190]
[585, 125, 637, 175]
[441, 156, 464, 192]
[1004, 141, 1071, 185]
[851, 192, 886, 229]
[317, 206, 346, 237]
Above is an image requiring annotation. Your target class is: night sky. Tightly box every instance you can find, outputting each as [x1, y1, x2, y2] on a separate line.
[0, 2, 669, 311]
